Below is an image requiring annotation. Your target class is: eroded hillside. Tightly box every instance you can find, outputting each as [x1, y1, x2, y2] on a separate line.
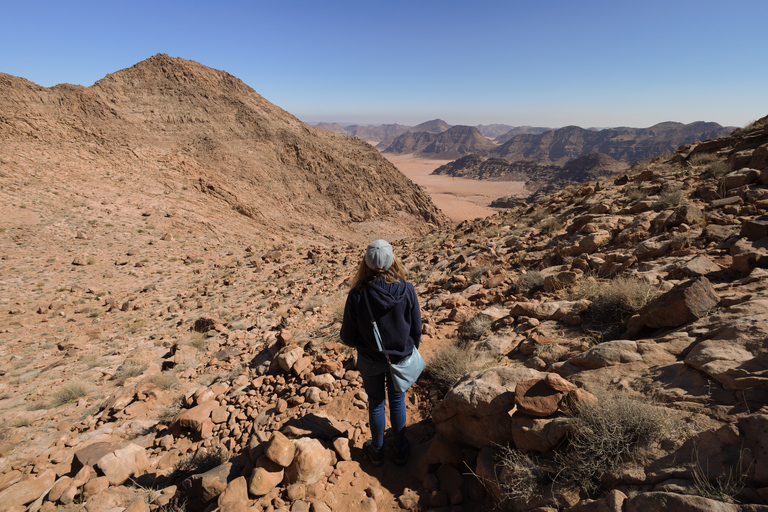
[0, 54, 448, 244]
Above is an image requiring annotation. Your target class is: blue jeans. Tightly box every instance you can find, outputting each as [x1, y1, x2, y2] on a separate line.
[357, 353, 409, 454]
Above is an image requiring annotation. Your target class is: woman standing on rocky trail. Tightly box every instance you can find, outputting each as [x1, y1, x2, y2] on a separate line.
[340, 239, 422, 466]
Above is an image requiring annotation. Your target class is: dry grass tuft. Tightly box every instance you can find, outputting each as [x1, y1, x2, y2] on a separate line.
[48, 381, 91, 407]
[572, 275, 661, 341]
[425, 342, 484, 393]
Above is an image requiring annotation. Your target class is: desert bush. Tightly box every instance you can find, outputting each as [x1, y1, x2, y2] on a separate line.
[572, 275, 660, 341]
[496, 446, 552, 503]
[113, 361, 147, 386]
[511, 271, 544, 294]
[187, 332, 207, 349]
[49, 381, 91, 407]
[425, 342, 483, 393]
[157, 404, 182, 424]
[653, 188, 685, 210]
[79, 354, 107, 369]
[469, 264, 491, 284]
[460, 314, 494, 341]
[689, 153, 719, 166]
[172, 446, 230, 482]
[535, 216, 564, 235]
[701, 161, 731, 179]
[692, 446, 750, 504]
[150, 372, 180, 390]
[556, 394, 670, 493]
[625, 185, 649, 202]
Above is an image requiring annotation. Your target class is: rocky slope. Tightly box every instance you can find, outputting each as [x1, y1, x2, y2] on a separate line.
[381, 125, 497, 160]
[432, 152, 629, 197]
[491, 121, 734, 165]
[2, 60, 768, 512]
[0, 54, 448, 244]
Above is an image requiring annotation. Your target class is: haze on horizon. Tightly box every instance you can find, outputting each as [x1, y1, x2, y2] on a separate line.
[2, 0, 767, 130]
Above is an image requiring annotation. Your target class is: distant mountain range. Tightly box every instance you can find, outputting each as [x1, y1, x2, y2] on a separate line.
[312, 118, 736, 201]
[312, 119, 735, 166]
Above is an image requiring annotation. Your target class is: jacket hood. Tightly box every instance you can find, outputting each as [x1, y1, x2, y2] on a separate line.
[365, 278, 407, 310]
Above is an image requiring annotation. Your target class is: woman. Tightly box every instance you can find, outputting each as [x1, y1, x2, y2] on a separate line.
[340, 239, 422, 466]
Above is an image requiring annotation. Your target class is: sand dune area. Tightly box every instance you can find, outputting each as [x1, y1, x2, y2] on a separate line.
[381, 153, 527, 224]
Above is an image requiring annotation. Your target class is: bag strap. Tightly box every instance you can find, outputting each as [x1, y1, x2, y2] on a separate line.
[362, 287, 393, 365]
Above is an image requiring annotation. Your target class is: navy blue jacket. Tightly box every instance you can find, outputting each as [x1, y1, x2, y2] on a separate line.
[340, 278, 421, 363]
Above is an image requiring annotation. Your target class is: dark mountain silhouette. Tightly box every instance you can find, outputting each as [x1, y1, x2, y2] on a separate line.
[382, 125, 497, 159]
[432, 152, 629, 195]
[491, 122, 734, 165]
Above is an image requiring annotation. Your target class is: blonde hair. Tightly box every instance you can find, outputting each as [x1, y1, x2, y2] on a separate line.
[350, 253, 408, 289]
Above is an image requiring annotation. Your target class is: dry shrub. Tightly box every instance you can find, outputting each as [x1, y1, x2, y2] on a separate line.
[49, 381, 91, 407]
[692, 446, 750, 504]
[113, 361, 147, 386]
[689, 153, 719, 166]
[512, 271, 544, 294]
[496, 446, 553, 503]
[426, 342, 483, 393]
[172, 446, 230, 482]
[653, 188, 685, 210]
[187, 332, 207, 349]
[701, 161, 731, 179]
[150, 372, 180, 390]
[460, 314, 494, 341]
[572, 275, 660, 341]
[555, 394, 670, 493]
[535, 216, 564, 235]
[469, 264, 491, 284]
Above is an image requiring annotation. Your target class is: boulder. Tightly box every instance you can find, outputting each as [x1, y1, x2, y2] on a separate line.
[514, 378, 565, 417]
[433, 366, 545, 448]
[639, 277, 719, 328]
[731, 237, 768, 273]
[509, 300, 590, 322]
[684, 300, 768, 395]
[625, 491, 746, 512]
[722, 168, 761, 189]
[181, 458, 243, 505]
[247, 456, 285, 496]
[284, 438, 334, 485]
[0, 469, 56, 510]
[96, 443, 151, 485]
[510, 415, 573, 453]
[265, 431, 296, 467]
[740, 218, 768, 242]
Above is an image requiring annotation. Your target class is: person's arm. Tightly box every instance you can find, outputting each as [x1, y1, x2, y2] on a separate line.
[340, 291, 359, 348]
[409, 285, 422, 349]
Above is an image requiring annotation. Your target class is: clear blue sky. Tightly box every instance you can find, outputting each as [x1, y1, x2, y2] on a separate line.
[2, 0, 766, 128]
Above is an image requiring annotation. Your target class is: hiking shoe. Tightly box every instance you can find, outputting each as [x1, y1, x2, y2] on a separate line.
[363, 440, 384, 466]
[393, 450, 409, 466]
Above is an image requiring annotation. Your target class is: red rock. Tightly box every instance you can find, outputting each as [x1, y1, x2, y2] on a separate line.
[514, 378, 565, 417]
[284, 438, 333, 485]
[264, 431, 296, 467]
[218, 476, 249, 507]
[544, 373, 576, 392]
[639, 277, 720, 328]
[247, 456, 284, 496]
[0, 469, 56, 509]
[96, 443, 150, 485]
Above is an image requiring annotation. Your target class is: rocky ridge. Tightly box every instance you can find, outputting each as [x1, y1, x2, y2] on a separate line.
[3, 75, 768, 512]
[0, 54, 448, 243]
[381, 126, 496, 160]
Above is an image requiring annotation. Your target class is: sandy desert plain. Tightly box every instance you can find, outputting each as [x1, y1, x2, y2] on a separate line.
[380, 154, 527, 223]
